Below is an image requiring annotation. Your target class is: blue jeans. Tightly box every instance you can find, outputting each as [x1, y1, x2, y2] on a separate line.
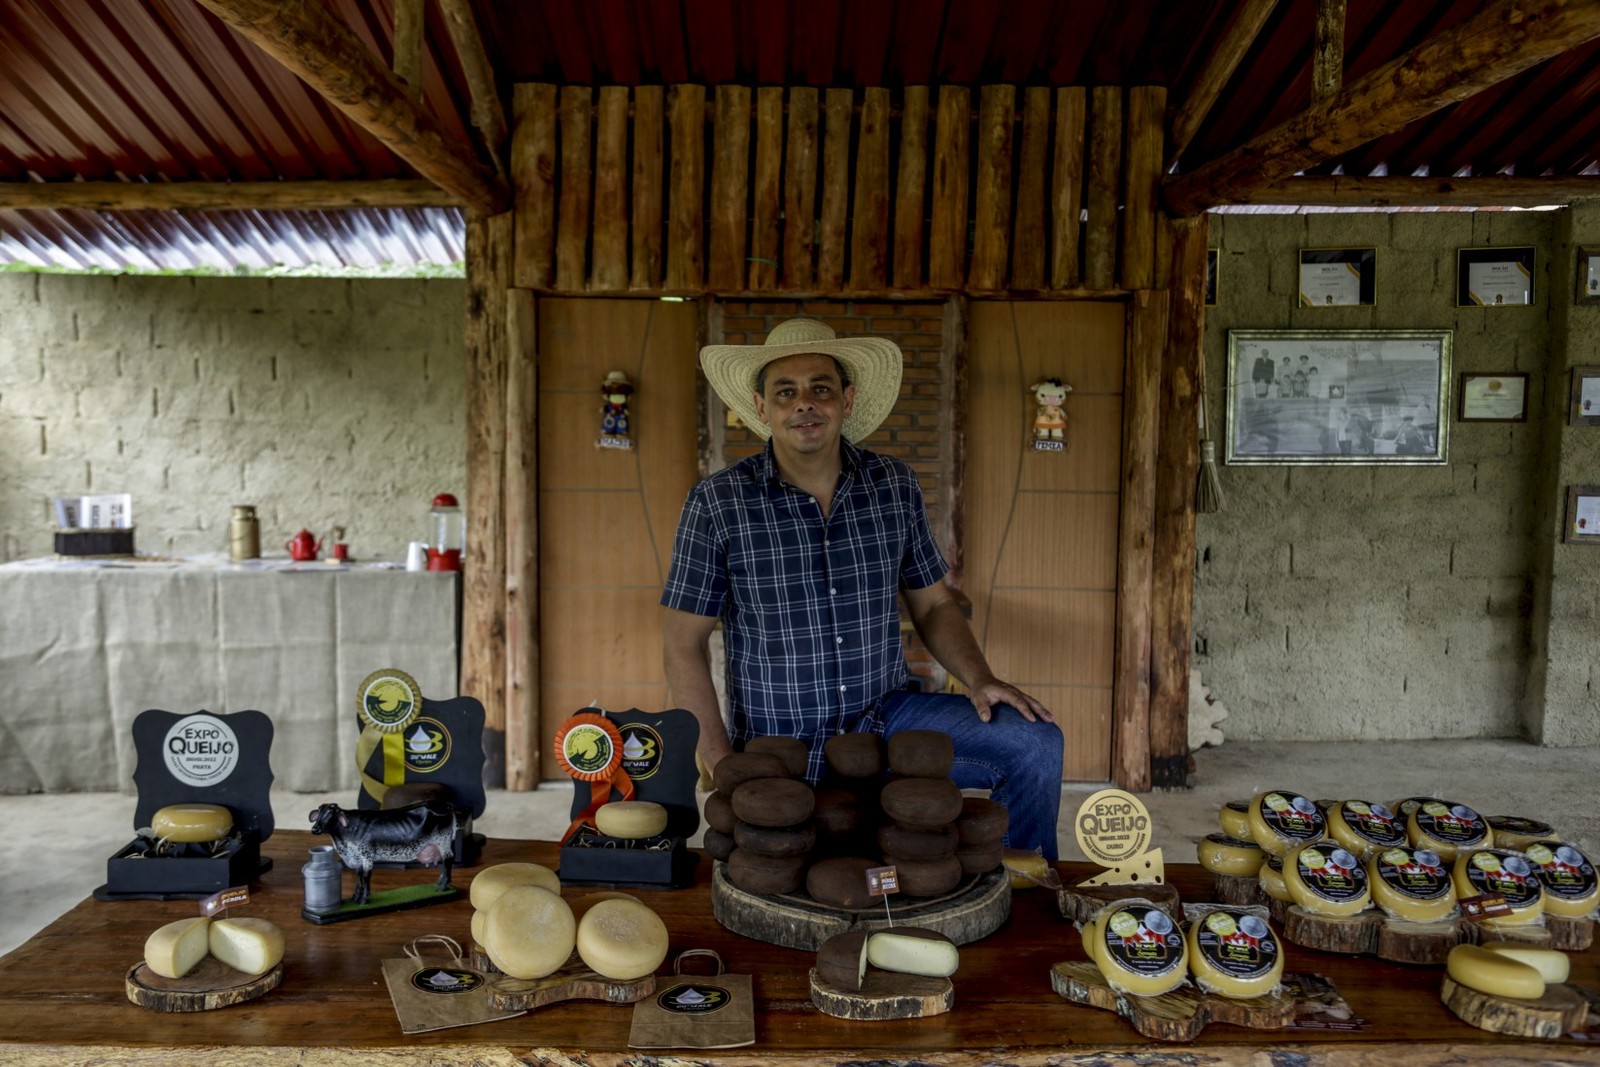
[877, 690, 1063, 860]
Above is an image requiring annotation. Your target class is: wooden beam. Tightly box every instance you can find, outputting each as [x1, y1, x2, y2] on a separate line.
[591, 86, 629, 291]
[438, 0, 508, 151]
[1050, 87, 1086, 290]
[893, 86, 930, 289]
[0, 180, 460, 211]
[1010, 86, 1050, 291]
[1085, 87, 1122, 291]
[1314, 0, 1347, 101]
[850, 86, 891, 291]
[1165, 0, 1600, 215]
[968, 84, 1015, 293]
[630, 86, 665, 290]
[1166, 0, 1278, 170]
[193, 0, 508, 215]
[750, 87, 784, 291]
[1250, 175, 1600, 206]
[709, 85, 752, 292]
[781, 87, 820, 290]
[1122, 86, 1165, 290]
[392, 0, 424, 102]
[816, 88, 853, 290]
[510, 83, 556, 289]
[666, 84, 706, 292]
[929, 86, 971, 290]
[555, 86, 592, 291]
[504, 288, 539, 790]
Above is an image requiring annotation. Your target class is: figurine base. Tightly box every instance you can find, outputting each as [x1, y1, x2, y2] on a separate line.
[301, 882, 461, 924]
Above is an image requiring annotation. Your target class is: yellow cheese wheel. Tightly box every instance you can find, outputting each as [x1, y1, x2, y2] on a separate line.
[595, 801, 669, 840]
[1197, 834, 1265, 878]
[575, 898, 669, 980]
[1481, 942, 1570, 984]
[144, 916, 212, 980]
[1186, 910, 1284, 998]
[1002, 849, 1053, 889]
[1486, 816, 1559, 853]
[1218, 801, 1252, 840]
[470, 862, 561, 911]
[1452, 848, 1544, 926]
[484, 886, 576, 979]
[1368, 846, 1456, 923]
[1326, 800, 1407, 855]
[571, 891, 641, 922]
[1247, 791, 1326, 857]
[1089, 903, 1188, 997]
[151, 804, 234, 843]
[1407, 800, 1491, 862]
[1522, 841, 1598, 918]
[1258, 856, 1291, 902]
[1445, 944, 1544, 1000]
[1283, 845, 1371, 916]
[1079, 914, 1103, 964]
[470, 907, 487, 947]
[208, 917, 285, 976]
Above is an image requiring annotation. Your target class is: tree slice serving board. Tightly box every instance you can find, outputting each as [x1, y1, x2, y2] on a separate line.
[1058, 879, 1181, 925]
[466, 945, 655, 1010]
[1213, 873, 1266, 907]
[1440, 976, 1589, 1040]
[1278, 906, 1563, 965]
[1546, 914, 1595, 951]
[1049, 960, 1295, 1042]
[808, 967, 953, 1020]
[125, 958, 282, 1013]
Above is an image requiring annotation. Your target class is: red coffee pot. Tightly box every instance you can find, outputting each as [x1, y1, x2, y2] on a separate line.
[286, 529, 324, 561]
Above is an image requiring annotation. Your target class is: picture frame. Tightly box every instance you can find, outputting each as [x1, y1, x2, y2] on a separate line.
[1578, 246, 1600, 305]
[1457, 246, 1536, 307]
[1226, 329, 1451, 466]
[1457, 372, 1528, 423]
[1298, 248, 1376, 307]
[1569, 367, 1600, 426]
[1563, 485, 1600, 544]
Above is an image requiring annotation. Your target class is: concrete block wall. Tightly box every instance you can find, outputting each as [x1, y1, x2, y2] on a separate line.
[1195, 210, 1554, 742]
[0, 274, 467, 563]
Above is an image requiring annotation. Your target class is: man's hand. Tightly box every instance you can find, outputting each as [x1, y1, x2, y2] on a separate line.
[969, 677, 1054, 725]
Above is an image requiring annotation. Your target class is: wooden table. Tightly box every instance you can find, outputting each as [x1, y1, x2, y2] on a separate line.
[1, 832, 1596, 1065]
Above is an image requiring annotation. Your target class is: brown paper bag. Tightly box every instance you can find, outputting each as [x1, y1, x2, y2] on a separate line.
[381, 935, 525, 1034]
[628, 949, 754, 1049]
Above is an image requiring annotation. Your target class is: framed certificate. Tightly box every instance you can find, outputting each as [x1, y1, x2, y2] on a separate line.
[1457, 246, 1535, 307]
[1457, 373, 1528, 423]
[1570, 367, 1600, 426]
[1299, 248, 1375, 307]
[1205, 248, 1218, 307]
[1564, 485, 1600, 544]
[1578, 246, 1600, 306]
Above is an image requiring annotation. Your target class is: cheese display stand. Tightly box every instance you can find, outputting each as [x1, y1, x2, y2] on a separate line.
[124, 954, 283, 1014]
[1050, 959, 1296, 1041]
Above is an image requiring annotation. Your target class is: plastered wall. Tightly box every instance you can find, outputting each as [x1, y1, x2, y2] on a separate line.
[0, 274, 467, 563]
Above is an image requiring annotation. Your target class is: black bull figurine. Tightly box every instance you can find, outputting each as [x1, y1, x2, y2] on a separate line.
[309, 801, 460, 904]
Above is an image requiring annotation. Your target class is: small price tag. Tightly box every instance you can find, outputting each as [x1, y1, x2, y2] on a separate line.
[200, 885, 251, 916]
[866, 866, 899, 897]
[1458, 892, 1511, 922]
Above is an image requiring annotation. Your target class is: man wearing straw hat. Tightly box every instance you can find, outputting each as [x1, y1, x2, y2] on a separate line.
[662, 318, 1062, 857]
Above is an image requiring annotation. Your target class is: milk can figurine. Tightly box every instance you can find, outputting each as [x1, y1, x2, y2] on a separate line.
[1029, 377, 1071, 452]
[598, 370, 635, 451]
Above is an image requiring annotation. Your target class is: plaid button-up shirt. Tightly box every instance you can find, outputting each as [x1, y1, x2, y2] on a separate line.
[661, 440, 948, 780]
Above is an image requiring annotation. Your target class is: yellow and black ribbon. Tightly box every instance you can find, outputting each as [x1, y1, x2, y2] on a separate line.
[355, 668, 422, 805]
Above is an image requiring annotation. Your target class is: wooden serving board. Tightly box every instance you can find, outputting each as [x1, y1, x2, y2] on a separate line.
[125, 958, 282, 1013]
[1049, 960, 1295, 1042]
[1547, 914, 1595, 951]
[1213, 873, 1266, 907]
[1058, 879, 1181, 925]
[808, 966, 953, 1020]
[465, 944, 655, 1010]
[1440, 976, 1589, 1039]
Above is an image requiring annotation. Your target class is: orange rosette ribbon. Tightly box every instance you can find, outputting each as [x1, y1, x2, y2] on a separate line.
[553, 711, 635, 844]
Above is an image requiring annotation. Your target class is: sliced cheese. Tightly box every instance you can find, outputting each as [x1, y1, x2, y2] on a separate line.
[1452, 848, 1544, 926]
[865, 928, 959, 978]
[815, 931, 870, 991]
[1186, 910, 1284, 998]
[1368, 846, 1456, 923]
[1481, 942, 1570, 984]
[151, 803, 234, 844]
[1523, 841, 1599, 918]
[1407, 800, 1490, 862]
[470, 862, 561, 912]
[143, 916, 212, 980]
[1002, 848, 1053, 890]
[1327, 800, 1407, 855]
[1089, 902, 1188, 997]
[1486, 816, 1559, 853]
[595, 801, 669, 840]
[575, 897, 669, 980]
[1445, 943, 1544, 1000]
[1258, 856, 1292, 903]
[1197, 833, 1265, 878]
[484, 886, 576, 980]
[1247, 790, 1326, 857]
[208, 917, 285, 976]
[1283, 845, 1371, 917]
[1219, 800, 1252, 841]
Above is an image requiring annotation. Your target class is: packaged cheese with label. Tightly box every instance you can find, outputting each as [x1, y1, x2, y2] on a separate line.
[1247, 790, 1326, 857]
[1368, 846, 1456, 923]
[1327, 799, 1407, 855]
[1406, 799, 1491, 861]
[1486, 815, 1560, 853]
[1283, 845, 1371, 917]
[1218, 800, 1252, 840]
[1452, 847, 1544, 926]
[1196, 833, 1265, 878]
[1258, 855, 1292, 902]
[1085, 901, 1188, 997]
[1522, 840, 1598, 918]
[1185, 908, 1284, 999]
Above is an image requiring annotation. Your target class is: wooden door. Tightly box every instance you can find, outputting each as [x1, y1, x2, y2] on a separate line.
[963, 301, 1124, 782]
[537, 298, 700, 777]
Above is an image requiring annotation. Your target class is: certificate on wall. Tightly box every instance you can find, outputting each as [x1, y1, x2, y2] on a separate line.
[1565, 485, 1600, 544]
[1457, 247, 1536, 307]
[1574, 368, 1600, 426]
[1298, 248, 1375, 306]
[1579, 246, 1600, 306]
[1457, 373, 1527, 423]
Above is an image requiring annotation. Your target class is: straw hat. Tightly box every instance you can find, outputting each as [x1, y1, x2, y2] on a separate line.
[699, 318, 903, 442]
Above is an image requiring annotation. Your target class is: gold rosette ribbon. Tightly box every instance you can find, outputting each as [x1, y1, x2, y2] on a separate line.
[554, 711, 635, 844]
[355, 668, 422, 804]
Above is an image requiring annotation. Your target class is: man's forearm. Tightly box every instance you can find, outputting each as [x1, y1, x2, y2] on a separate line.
[662, 633, 734, 769]
[913, 598, 998, 690]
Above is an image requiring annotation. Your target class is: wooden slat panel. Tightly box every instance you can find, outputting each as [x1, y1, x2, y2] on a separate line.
[969, 84, 1016, 292]
[991, 493, 1120, 595]
[666, 84, 706, 291]
[894, 85, 930, 290]
[1017, 396, 1123, 495]
[781, 87, 820, 289]
[1010, 87, 1050, 291]
[929, 85, 971, 290]
[504, 289, 539, 789]
[591, 86, 630, 292]
[555, 86, 592, 291]
[1050, 87, 1086, 290]
[983, 589, 1117, 689]
[1121, 86, 1166, 291]
[1031, 686, 1113, 782]
[630, 85, 664, 291]
[709, 84, 752, 291]
[511, 83, 557, 290]
[850, 86, 891, 290]
[750, 87, 785, 291]
[1085, 87, 1121, 291]
[816, 88, 853, 290]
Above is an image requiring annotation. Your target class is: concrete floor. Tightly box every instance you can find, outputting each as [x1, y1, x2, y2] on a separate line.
[4, 739, 1595, 960]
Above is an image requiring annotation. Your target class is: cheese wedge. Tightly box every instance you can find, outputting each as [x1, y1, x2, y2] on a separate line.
[1481, 943, 1570, 984]
[143, 916, 212, 980]
[1283, 845, 1370, 917]
[1197, 833, 1265, 878]
[151, 804, 234, 844]
[1445, 943, 1544, 1000]
[1247, 790, 1326, 857]
[1088, 902, 1188, 997]
[1368, 846, 1456, 923]
[865, 928, 959, 978]
[208, 917, 285, 976]
[1186, 910, 1284, 998]
[1452, 848, 1544, 926]
[1002, 848, 1053, 890]
[1523, 841, 1598, 918]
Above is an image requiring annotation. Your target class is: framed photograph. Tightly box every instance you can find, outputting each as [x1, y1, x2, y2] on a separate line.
[1226, 330, 1451, 466]
[1205, 248, 1218, 307]
[1564, 486, 1600, 544]
[1299, 248, 1376, 307]
[1570, 367, 1600, 426]
[1578, 246, 1600, 305]
[1457, 372, 1528, 423]
[1457, 246, 1536, 307]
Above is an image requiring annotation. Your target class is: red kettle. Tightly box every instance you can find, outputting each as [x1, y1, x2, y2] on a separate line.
[286, 529, 324, 561]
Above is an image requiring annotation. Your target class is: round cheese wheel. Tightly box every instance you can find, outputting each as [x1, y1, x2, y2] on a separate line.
[1407, 799, 1490, 862]
[815, 930, 869, 990]
[878, 822, 958, 861]
[823, 733, 884, 779]
[470, 907, 487, 947]
[595, 801, 668, 840]
[1283, 845, 1371, 917]
[151, 803, 234, 844]
[1247, 790, 1326, 856]
[1197, 833, 1266, 878]
[880, 778, 963, 830]
[483, 886, 575, 979]
[955, 841, 1003, 877]
[470, 862, 561, 912]
[1327, 800, 1407, 855]
[144, 916, 212, 980]
[575, 898, 669, 980]
[1368, 846, 1456, 922]
[731, 777, 815, 828]
[1487, 816, 1559, 852]
[734, 819, 816, 857]
[1481, 942, 1570, 984]
[1002, 848, 1053, 890]
[711, 752, 789, 795]
[1446, 943, 1544, 1000]
[727, 848, 805, 895]
[1186, 910, 1284, 998]
[955, 797, 1009, 846]
[1219, 801, 1252, 840]
[743, 736, 809, 778]
[806, 856, 879, 908]
[894, 854, 964, 898]
[886, 730, 955, 778]
[1089, 902, 1189, 997]
[1453, 848, 1544, 925]
[1079, 914, 1103, 964]
[702, 827, 736, 862]
[1258, 856, 1291, 902]
[1522, 840, 1598, 918]
[703, 791, 736, 835]
[812, 786, 865, 836]
[571, 890, 640, 922]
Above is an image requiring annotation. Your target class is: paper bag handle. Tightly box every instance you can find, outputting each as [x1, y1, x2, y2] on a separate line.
[403, 935, 464, 965]
[672, 948, 724, 977]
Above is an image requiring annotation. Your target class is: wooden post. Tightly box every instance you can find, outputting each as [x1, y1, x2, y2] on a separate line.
[781, 87, 820, 290]
[1113, 290, 1167, 793]
[850, 87, 891, 291]
[1010, 86, 1050, 291]
[709, 85, 752, 292]
[893, 86, 930, 290]
[666, 84, 707, 292]
[1149, 216, 1207, 789]
[1314, 0, 1348, 101]
[1122, 86, 1166, 291]
[591, 86, 630, 292]
[464, 212, 512, 787]
[555, 86, 592, 291]
[750, 87, 785, 291]
[1085, 87, 1122, 291]
[929, 86, 971, 291]
[504, 289, 540, 789]
[969, 84, 1015, 293]
[392, 0, 424, 102]
[631, 86, 664, 291]
[1050, 87, 1086, 290]
[511, 84, 556, 291]
[816, 88, 853, 290]
[438, 0, 508, 151]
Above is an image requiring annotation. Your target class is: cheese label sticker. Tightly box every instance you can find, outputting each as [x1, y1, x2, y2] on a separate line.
[1524, 841, 1598, 902]
[1461, 849, 1542, 909]
[1101, 906, 1185, 977]
[1259, 791, 1325, 843]
[163, 713, 240, 788]
[1375, 847, 1451, 900]
[1413, 801, 1488, 847]
[1295, 847, 1368, 903]
[410, 967, 485, 995]
[1336, 801, 1406, 847]
[1195, 911, 1279, 982]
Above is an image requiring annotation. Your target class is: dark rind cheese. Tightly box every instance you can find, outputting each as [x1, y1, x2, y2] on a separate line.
[893, 854, 964, 898]
[806, 856, 879, 908]
[733, 819, 816, 857]
[886, 730, 954, 779]
[727, 848, 805, 895]
[824, 733, 884, 779]
[880, 778, 963, 830]
[878, 822, 958, 861]
[731, 777, 816, 828]
[712, 752, 790, 795]
[744, 736, 810, 779]
[955, 797, 1009, 846]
